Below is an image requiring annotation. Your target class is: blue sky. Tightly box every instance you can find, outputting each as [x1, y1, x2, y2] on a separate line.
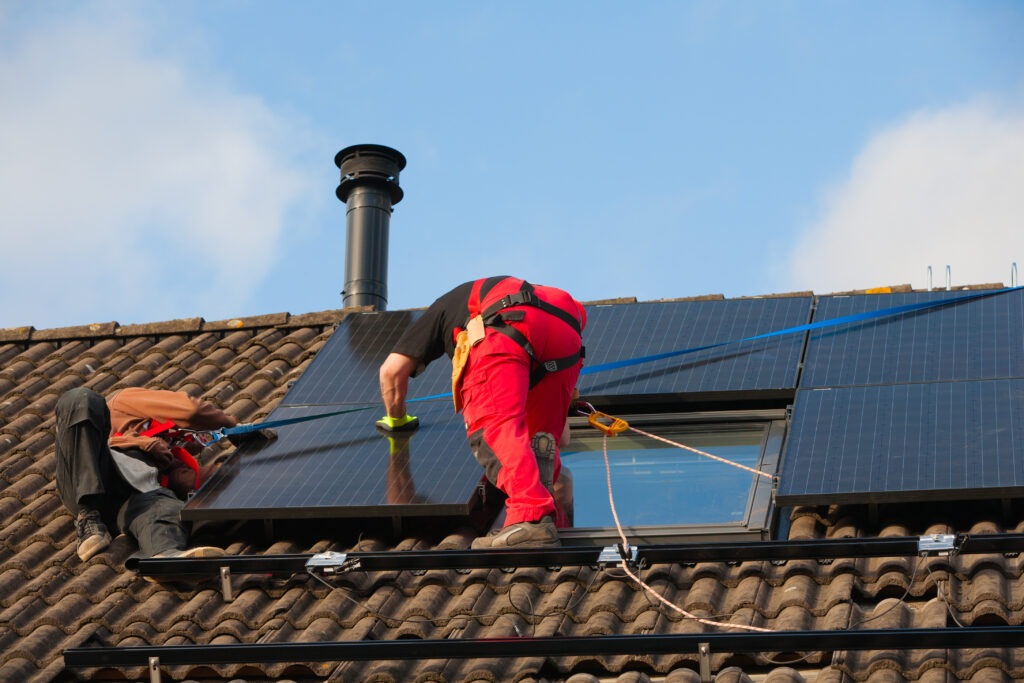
[1, 1, 1022, 329]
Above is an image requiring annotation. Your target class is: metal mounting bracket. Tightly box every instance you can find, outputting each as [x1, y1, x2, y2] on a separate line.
[220, 566, 233, 602]
[597, 544, 639, 568]
[149, 656, 161, 683]
[918, 534, 958, 557]
[698, 642, 711, 682]
[305, 551, 362, 575]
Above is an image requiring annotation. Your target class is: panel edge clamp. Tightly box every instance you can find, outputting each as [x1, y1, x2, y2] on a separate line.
[306, 551, 361, 575]
[918, 533, 958, 557]
[598, 543, 639, 568]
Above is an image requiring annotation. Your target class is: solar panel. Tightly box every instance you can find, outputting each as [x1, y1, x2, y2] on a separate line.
[285, 297, 813, 409]
[800, 289, 1024, 388]
[281, 310, 453, 406]
[578, 297, 812, 397]
[776, 380, 1024, 506]
[200, 297, 811, 522]
[183, 399, 482, 521]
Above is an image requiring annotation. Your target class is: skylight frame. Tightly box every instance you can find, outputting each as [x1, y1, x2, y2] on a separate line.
[557, 409, 785, 546]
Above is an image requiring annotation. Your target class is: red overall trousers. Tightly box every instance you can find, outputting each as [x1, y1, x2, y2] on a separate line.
[458, 278, 585, 527]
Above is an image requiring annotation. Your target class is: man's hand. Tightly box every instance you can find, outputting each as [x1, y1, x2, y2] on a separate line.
[375, 414, 420, 432]
[228, 427, 278, 447]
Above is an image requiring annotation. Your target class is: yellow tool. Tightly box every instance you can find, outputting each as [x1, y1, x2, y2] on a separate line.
[588, 411, 629, 436]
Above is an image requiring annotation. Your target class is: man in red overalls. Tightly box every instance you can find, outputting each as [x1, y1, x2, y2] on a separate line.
[378, 276, 585, 548]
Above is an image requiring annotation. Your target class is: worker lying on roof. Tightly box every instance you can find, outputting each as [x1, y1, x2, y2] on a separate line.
[378, 276, 585, 549]
[54, 387, 236, 563]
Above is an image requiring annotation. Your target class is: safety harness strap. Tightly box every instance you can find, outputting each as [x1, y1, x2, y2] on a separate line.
[479, 280, 583, 335]
[473, 279, 585, 388]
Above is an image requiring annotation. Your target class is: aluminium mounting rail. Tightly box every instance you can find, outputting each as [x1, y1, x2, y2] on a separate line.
[127, 532, 1024, 578]
[63, 626, 1024, 669]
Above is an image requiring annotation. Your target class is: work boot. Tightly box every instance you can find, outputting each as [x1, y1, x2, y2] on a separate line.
[75, 507, 112, 561]
[472, 515, 560, 549]
[470, 526, 503, 549]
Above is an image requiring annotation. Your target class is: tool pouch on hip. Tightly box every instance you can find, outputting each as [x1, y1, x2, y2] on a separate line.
[451, 315, 487, 413]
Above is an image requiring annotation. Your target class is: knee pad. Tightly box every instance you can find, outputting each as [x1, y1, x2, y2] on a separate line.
[468, 429, 502, 486]
[531, 432, 556, 491]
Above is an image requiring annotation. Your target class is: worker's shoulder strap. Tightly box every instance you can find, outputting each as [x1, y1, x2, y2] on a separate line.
[467, 276, 511, 319]
[478, 279, 583, 335]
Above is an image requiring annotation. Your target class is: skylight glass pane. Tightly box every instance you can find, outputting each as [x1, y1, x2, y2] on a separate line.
[561, 425, 765, 528]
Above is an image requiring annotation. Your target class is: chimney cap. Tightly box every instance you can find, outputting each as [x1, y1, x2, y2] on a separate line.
[335, 144, 406, 204]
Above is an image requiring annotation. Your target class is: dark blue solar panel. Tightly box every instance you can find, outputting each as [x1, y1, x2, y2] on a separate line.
[183, 400, 481, 521]
[800, 289, 1024, 388]
[578, 297, 812, 396]
[776, 380, 1024, 505]
[282, 310, 452, 406]
[285, 297, 813, 408]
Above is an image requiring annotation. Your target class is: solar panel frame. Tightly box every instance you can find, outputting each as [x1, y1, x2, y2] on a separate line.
[800, 289, 1024, 389]
[776, 379, 1024, 506]
[183, 399, 483, 521]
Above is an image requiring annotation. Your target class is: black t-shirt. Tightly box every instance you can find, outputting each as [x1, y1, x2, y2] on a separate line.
[391, 276, 510, 375]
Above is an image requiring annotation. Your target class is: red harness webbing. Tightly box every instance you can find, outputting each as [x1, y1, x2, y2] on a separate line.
[113, 419, 202, 488]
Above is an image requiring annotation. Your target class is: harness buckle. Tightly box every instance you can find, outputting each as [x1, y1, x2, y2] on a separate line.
[588, 411, 629, 436]
[543, 360, 559, 372]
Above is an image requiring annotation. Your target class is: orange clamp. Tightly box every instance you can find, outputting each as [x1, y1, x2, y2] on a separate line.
[588, 411, 629, 436]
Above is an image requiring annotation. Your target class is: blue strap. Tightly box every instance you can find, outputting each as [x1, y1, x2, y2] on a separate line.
[214, 287, 1019, 438]
[211, 406, 376, 442]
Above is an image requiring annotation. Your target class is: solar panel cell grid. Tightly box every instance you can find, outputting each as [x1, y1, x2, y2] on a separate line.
[282, 310, 453, 406]
[777, 379, 1024, 505]
[183, 400, 481, 520]
[579, 297, 811, 396]
[801, 289, 1024, 388]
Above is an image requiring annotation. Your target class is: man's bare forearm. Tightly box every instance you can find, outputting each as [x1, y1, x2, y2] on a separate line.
[379, 353, 418, 418]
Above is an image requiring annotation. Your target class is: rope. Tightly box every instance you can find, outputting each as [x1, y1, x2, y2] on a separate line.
[599, 432, 774, 633]
[625, 425, 773, 479]
[575, 402, 773, 480]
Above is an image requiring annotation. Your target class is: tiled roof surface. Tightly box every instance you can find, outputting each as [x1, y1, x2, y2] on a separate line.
[2, 288, 1023, 682]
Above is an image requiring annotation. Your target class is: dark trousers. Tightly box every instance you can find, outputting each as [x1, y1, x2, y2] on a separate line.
[55, 387, 188, 556]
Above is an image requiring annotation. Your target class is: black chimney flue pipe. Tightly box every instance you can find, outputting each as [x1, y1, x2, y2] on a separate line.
[334, 144, 406, 311]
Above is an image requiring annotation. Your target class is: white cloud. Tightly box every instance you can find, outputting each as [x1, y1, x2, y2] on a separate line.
[0, 5, 314, 328]
[784, 100, 1024, 293]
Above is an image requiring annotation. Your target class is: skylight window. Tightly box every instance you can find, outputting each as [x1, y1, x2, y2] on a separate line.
[558, 410, 785, 544]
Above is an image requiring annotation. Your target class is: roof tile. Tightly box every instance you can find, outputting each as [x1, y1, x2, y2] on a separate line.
[31, 322, 119, 341]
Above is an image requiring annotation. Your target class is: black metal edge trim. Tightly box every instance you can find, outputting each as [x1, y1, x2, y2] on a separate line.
[129, 533, 1024, 576]
[64, 626, 1024, 667]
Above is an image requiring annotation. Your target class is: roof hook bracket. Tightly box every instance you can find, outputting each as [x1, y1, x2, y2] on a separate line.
[149, 656, 161, 683]
[918, 533, 958, 557]
[220, 566, 234, 602]
[305, 551, 362, 576]
[698, 642, 712, 682]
